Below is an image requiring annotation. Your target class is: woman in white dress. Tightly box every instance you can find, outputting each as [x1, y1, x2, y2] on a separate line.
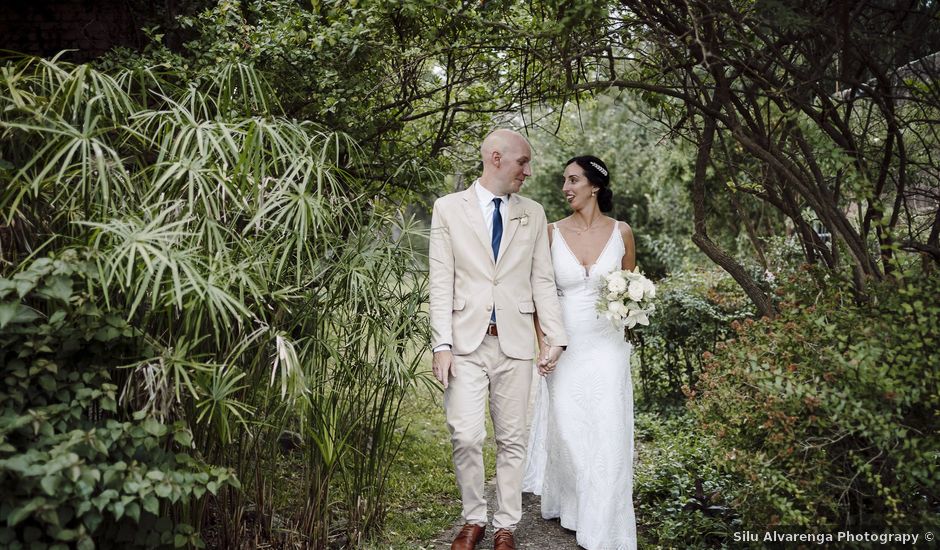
[524, 156, 637, 550]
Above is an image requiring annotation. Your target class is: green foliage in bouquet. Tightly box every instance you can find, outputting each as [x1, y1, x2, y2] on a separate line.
[689, 270, 940, 527]
[0, 251, 236, 549]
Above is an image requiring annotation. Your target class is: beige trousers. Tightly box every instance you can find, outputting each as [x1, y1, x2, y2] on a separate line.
[444, 334, 533, 530]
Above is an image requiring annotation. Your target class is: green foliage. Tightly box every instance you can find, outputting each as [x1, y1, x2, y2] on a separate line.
[0, 251, 235, 549]
[100, 0, 559, 195]
[634, 411, 737, 548]
[0, 55, 430, 546]
[689, 271, 940, 527]
[505, 0, 940, 308]
[636, 269, 753, 408]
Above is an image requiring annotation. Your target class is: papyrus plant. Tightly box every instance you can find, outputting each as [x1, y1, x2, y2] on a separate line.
[1, 53, 429, 547]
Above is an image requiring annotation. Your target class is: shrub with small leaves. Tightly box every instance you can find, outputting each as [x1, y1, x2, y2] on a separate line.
[0, 251, 237, 549]
[636, 268, 754, 408]
[689, 271, 940, 528]
[634, 411, 738, 547]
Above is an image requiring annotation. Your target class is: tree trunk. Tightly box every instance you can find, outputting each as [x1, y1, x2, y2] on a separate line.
[691, 112, 777, 319]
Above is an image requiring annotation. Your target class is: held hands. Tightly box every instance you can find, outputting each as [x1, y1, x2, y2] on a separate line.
[432, 350, 456, 388]
[537, 345, 564, 376]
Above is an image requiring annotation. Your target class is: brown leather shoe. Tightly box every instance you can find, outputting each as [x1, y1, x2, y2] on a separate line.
[493, 528, 516, 550]
[451, 523, 485, 550]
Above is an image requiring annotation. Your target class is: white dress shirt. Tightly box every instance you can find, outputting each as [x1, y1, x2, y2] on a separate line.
[474, 180, 509, 240]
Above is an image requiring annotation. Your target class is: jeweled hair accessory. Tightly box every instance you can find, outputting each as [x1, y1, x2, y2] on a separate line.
[589, 161, 608, 177]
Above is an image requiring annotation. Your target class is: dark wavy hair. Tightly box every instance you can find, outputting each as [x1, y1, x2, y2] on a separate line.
[566, 155, 613, 212]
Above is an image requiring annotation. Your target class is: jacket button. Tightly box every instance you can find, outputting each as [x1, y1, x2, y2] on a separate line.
[494, 279, 500, 285]
[486, 304, 493, 311]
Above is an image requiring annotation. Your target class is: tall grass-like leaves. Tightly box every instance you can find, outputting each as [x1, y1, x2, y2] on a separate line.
[195, 365, 253, 444]
[0, 55, 430, 547]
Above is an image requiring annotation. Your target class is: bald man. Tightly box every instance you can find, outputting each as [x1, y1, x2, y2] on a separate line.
[429, 129, 567, 550]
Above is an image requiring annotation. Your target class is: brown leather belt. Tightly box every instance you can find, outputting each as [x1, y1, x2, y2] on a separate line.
[485, 324, 499, 336]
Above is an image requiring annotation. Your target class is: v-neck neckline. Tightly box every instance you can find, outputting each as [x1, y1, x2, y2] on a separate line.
[555, 221, 619, 277]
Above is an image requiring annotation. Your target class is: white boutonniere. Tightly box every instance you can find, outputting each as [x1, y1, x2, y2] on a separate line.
[511, 211, 529, 226]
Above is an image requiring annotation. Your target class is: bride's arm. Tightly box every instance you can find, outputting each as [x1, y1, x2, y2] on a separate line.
[620, 222, 636, 271]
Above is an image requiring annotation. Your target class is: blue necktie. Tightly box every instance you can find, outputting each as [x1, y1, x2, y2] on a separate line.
[491, 198, 502, 323]
[491, 197, 503, 261]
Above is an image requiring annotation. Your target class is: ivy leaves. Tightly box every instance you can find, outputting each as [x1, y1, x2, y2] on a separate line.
[0, 253, 235, 548]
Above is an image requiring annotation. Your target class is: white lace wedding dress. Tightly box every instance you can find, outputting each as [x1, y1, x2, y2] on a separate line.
[523, 222, 637, 550]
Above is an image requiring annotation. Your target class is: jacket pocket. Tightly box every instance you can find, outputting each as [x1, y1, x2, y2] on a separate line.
[518, 301, 535, 314]
[453, 297, 466, 311]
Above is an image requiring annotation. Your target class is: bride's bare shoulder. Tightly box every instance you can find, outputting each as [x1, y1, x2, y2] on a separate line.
[549, 217, 571, 234]
[610, 217, 631, 230]
[616, 219, 635, 243]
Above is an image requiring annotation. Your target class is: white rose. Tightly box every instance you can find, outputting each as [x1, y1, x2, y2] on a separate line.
[627, 280, 645, 302]
[643, 278, 656, 299]
[607, 275, 627, 294]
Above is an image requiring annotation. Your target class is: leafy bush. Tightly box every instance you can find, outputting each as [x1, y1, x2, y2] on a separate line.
[689, 271, 940, 527]
[0, 251, 236, 549]
[634, 411, 738, 548]
[0, 54, 429, 546]
[636, 268, 753, 408]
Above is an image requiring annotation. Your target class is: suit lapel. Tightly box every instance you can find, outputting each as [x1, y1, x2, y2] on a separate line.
[497, 194, 523, 264]
[459, 187, 495, 266]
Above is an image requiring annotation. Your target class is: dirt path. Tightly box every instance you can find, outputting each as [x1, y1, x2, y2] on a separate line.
[430, 481, 580, 549]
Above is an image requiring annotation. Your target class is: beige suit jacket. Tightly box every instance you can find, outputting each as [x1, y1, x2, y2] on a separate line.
[429, 186, 567, 360]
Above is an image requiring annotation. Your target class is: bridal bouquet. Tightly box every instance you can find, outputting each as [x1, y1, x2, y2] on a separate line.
[596, 268, 656, 344]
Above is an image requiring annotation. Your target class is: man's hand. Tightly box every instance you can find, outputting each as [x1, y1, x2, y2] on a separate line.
[536, 345, 564, 376]
[432, 350, 456, 388]
[536, 344, 550, 376]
